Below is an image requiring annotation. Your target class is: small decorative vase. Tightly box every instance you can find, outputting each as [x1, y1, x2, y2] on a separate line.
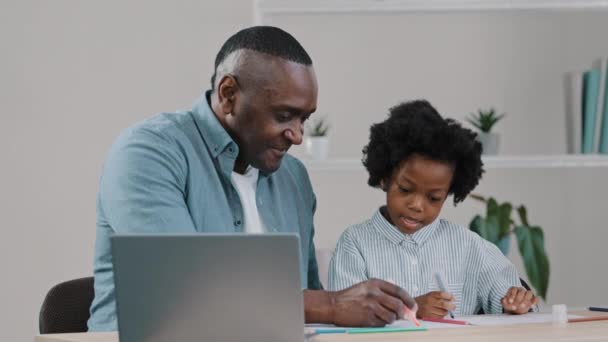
[478, 132, 500, 155]
[305, 136, 329, 160]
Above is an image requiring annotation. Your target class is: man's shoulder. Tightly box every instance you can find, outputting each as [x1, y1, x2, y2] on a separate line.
[121, 111, 195, 142]
[340, 218, 376, 242]
[108, 111, 202, 159]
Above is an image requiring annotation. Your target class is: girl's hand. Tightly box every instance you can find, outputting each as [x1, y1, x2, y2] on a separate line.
[502, 287, 539, 314]
[415, 291, 455, 318]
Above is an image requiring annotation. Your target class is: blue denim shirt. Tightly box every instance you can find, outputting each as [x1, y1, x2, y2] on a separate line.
[88, 92, 321, 331]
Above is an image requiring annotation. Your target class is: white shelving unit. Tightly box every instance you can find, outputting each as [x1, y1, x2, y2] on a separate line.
[254, 0, 608, 23]
[301, 155, 608, 171]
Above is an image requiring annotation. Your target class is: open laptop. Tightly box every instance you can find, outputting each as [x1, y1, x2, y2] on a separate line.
[111, 233, 304, 342]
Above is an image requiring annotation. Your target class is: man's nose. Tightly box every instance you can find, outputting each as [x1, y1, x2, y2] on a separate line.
[285, 123, 303, 145]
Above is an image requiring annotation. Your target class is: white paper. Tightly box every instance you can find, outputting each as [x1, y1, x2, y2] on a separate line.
[458, 313, 582, 326]
[305, 319, 467, 330]
[304, 313, 584, 332]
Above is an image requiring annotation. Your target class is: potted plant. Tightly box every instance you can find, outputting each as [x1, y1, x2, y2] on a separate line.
[305, 116, 330, 160]
[466, 108, 505, 155]
[468, 194, 550, 300]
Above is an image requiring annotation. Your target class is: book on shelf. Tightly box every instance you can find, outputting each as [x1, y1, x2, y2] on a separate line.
[598, 58, 608, 154]
[582, 68, 601, 154]
[592, 58, 607, 154]
[563, 71, 583, 154]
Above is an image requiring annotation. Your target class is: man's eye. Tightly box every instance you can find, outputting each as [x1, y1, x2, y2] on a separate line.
[399, 187, 410, 193]
[428, 196, 442, 203]
[276, 113, 291, 122]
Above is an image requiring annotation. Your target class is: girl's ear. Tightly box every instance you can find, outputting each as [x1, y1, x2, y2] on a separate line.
[380, 179, 388, 192]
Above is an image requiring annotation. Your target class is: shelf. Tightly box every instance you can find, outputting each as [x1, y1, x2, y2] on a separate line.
[255, 0, 608, 19]
[301, 155, 608, 171]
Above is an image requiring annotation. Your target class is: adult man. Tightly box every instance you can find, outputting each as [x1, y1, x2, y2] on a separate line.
[88, 26, 416, 331]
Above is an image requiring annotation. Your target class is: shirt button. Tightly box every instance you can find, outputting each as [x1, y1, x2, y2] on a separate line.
[413, 285, 419, 292]
[412, 259, 418, 266]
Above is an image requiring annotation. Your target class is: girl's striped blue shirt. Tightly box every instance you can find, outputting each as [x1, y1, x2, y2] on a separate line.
[328, 208, 523, 315]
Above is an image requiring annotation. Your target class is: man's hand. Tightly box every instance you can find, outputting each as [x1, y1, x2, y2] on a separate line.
[502, 287, 538, 314]
[328, 279, 417, 327]
[414, 291, 455, 318]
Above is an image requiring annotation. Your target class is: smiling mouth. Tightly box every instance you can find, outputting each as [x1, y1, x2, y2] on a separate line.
[400, 217, 421, 230]
[271, 147, 288, 156]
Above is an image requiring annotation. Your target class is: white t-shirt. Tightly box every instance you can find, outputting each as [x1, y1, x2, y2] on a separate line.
[230, 167, 267, 234]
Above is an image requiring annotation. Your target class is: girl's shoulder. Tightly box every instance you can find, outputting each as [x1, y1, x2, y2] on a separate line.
[339, 217, 377, 241]
[436, 219, 489, 246]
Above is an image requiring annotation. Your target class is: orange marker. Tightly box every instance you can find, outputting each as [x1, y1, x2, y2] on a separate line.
[404, 306, 421, 327]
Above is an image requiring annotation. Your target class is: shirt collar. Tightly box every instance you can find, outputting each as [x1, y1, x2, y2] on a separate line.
[371, 207, 441, 247]
[191, 90, 237, 159]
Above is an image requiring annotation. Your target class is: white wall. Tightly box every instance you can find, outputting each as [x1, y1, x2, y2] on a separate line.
[0, 1, 252, 341]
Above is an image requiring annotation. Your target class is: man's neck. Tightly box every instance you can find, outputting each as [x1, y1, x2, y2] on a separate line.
[209, 91, 248, 175]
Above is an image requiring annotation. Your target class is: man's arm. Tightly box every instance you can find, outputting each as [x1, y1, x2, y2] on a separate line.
[100, 127, 197, 233]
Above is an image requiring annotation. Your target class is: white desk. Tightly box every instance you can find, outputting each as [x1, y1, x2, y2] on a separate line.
[36, 312, 608, 342]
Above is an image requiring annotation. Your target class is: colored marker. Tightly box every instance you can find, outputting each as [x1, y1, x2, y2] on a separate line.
[404, 305, 421, 327]
[568, 316, 608, 323]
[347, 326, 427, 334]
[385, 277, 421, 327]
[313, 328, 347, 334]
[422, 317, 471, 325]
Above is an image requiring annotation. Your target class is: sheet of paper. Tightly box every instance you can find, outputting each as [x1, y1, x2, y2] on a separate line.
[306, 319, 465, 331]
[305, 313, 584, 331]
[458, 313, 582, 326]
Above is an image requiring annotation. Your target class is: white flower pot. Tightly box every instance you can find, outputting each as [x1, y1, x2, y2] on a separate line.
[305, 136, 329, 160]
[478, 132, 500, 155]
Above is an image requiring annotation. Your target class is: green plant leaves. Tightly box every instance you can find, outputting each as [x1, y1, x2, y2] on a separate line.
[466, 108, 506, 133]
[517, 205, 530, 226]
[514, 224, 550, 300]
[307, 116, 330, 137]
[487, 198, 512, 238]
[469, 214, 500, 244]
[470, 197, 550, 300]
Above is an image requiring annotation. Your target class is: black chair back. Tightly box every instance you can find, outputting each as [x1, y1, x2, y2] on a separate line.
[39, 277, 94, 334]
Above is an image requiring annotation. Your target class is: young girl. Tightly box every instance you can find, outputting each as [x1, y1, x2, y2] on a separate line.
[328, 100, 538, 318]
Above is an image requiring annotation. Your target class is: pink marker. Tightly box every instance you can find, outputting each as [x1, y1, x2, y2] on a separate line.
[404, 305, 421, 327]
[385, 278, 421, 327]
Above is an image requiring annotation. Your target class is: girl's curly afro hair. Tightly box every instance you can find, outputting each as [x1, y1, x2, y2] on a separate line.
[362, 100, 484, 205]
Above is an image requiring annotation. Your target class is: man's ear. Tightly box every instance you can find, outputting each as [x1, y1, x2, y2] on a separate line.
[216, 75, 239, 115]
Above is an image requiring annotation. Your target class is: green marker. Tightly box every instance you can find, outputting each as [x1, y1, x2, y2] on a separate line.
[347, 326, 427, 334]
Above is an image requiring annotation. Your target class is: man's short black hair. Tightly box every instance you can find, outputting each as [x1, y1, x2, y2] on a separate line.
[210, 26, 313, 91]
[362, 100, 484, 205]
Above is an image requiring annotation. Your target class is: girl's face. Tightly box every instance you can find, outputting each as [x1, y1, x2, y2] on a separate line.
[382, 154, 454, 235]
